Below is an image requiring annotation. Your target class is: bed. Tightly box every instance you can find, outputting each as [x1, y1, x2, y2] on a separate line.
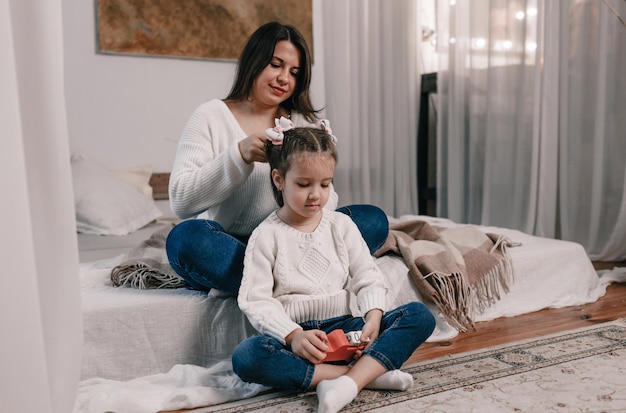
[72, 156, 617, 412]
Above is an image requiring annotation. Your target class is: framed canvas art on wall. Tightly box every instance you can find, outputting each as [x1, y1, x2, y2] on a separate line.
[95, 0, 313, 61]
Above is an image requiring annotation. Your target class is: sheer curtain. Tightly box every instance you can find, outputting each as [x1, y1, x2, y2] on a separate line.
[1, 0, 82, 412]
[437, 0, 626, 261]
[320, 0, 420, 217]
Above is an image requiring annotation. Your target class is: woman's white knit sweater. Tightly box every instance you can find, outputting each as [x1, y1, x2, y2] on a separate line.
[168, 99, 338, 236]
[238, 209, 387, 344]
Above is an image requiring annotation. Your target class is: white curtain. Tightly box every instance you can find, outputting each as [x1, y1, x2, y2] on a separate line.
[437, 0, 626, 261]
[0, 0, 82, 412]
[320, 0, 420, 217]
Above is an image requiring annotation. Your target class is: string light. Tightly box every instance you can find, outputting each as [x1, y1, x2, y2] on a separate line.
[472, 37, 487, 49]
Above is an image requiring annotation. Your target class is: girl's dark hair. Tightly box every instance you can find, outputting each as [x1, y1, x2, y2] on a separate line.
[266, 127, 338, 207]
[225, 21, 318, 122]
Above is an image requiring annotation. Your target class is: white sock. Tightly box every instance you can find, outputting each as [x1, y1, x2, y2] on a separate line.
[365, 369, 413, 391]
[317, 375, 358, 413]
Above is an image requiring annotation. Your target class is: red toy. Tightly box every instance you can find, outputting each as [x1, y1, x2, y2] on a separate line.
[324, 329, 368, 362]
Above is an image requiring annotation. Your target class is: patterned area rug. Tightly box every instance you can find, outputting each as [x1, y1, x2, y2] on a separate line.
[198, 319, 626, 412]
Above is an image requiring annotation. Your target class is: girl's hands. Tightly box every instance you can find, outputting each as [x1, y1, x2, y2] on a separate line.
[238, 134, 268, 164]
[286, 329, 329, 364]
[285, 310, 384, 364]
[354, 309, 383, 359]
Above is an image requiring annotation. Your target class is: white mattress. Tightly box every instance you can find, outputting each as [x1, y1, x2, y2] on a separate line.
[81, 267, 256, 381]
[78, 214, 612, 383]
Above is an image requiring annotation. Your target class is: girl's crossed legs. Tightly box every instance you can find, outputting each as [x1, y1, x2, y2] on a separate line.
[231, 302, 435, 393]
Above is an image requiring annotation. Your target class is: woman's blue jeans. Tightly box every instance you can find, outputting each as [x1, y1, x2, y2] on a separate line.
[231, 302, 436, 392]
[165, 204, 389, 293]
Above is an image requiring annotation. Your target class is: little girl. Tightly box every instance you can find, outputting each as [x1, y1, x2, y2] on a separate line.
[232, 119, 435, 413]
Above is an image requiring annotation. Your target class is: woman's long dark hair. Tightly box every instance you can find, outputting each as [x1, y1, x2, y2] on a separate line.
[266, 127, 338, 207]
[225, 21, 318, 122]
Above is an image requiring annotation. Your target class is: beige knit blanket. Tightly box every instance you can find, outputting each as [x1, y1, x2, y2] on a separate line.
[110, 223, 187, 289]
[374, 219, 519, 332]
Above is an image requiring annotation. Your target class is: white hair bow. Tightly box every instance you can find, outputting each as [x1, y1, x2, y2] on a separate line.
[317, 119, 337, 144]
[265, 116, 338, 145]
[265, 116, 295, 145]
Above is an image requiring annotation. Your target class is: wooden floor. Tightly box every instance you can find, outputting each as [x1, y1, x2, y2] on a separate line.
[406, 261, 626, 364]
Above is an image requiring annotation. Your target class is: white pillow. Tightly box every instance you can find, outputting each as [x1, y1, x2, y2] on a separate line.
[71, 154, 162, 236]
[111, 164, 154, 198]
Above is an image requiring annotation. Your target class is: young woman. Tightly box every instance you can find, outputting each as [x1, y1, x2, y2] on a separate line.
[232, 123, 435, 413]
[166, 22, 389, 293]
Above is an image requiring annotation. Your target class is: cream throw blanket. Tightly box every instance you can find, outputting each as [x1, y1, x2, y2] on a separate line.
[374, 218, 518, 332]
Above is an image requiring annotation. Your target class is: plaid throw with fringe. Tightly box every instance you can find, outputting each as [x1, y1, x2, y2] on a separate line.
[374, 218, 519, 332]
[110, 223, 187, 289]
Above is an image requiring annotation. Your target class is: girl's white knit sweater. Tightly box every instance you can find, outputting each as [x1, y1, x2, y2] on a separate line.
[168, 99, 338, 236]
[238, 209, 387, 344]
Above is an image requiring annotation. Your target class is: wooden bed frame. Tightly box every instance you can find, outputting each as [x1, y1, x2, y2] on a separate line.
[149, 172, 170, 200]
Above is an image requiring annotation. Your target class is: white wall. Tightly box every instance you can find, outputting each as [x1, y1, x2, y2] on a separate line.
[62, 0, 325, 172]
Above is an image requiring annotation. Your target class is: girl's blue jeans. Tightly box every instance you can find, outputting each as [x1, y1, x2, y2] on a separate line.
[231, 302, 435, 392]
[165, 204, 389, 293]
